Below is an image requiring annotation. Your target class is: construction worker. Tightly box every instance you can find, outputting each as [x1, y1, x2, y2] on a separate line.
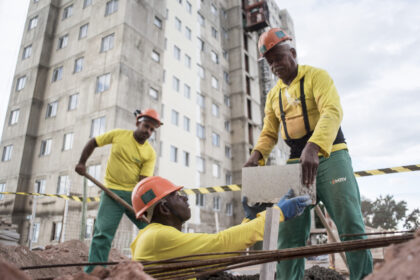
[75, 108, 162, 273]
[130, 176, 312, 263]
[243, 28, 373, 280]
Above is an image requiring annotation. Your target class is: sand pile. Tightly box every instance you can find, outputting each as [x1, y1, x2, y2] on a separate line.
[0, 240, 128, 279]
[365, 230, 420, 280]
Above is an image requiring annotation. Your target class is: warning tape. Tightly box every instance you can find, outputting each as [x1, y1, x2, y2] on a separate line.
[1, 164, 419, 202]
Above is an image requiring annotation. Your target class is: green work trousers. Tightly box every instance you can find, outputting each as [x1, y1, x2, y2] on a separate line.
[276, 149, 373, 280]
[84, 189, 147, 273]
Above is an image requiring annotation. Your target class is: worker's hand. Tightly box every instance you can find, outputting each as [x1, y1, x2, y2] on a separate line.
[277, 189, 312, 220]
[242, 196, 273, 220]
[300, 142, 320, 187]
[243, 150, 263, 167]
[75, 163, 87, 176]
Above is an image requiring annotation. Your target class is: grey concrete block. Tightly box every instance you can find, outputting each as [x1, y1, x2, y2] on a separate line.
[242, 164, 316, 204]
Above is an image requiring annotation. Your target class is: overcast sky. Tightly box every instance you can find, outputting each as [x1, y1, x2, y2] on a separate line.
[0, 1, 419, 212]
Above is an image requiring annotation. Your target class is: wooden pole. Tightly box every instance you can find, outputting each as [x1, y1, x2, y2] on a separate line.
[260, 207, 280, 280]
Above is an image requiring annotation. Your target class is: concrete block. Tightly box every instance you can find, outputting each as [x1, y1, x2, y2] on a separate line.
[241, 164, 316, 204]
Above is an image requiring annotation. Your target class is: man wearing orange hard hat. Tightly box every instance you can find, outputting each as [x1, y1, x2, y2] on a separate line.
[243, 28, 372, 279]
[130, 176, 312, 265]
[75, 108, 162, 273]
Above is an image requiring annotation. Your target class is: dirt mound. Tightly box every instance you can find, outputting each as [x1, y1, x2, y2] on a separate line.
[0, 260, 31, 280]
[365, 230, 420, 280]
[303, 265, 345, 280]
[0, 240, 128, 279]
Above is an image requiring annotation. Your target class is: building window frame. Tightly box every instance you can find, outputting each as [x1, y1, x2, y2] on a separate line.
[100, 33, 114, 52]
[96, 73, 111, 93]
[16, 76, 26, 91]
[40, 139, 52, 156]
[79, 23, 89, 39]
[105, 0, 119, 16]
[90, 117, 106, 137]
[9, 109, 20, 125]
[46, 101, 58, 118]
[2, 145, 13, 162]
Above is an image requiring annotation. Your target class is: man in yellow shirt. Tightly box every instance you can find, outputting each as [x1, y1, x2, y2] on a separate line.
[243, 28, 372, 279]
[130, 176, 312, 265]
[75, 108, 162, 273]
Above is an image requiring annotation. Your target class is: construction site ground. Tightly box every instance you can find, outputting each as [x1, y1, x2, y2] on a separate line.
[0, 231, 419, 279]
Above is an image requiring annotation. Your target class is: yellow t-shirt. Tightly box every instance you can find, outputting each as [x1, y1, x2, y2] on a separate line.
[95, 129, 156, 191]
[130, 207, 284, 261]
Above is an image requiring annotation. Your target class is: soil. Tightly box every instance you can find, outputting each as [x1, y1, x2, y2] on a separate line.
[365, 230, 420, 280]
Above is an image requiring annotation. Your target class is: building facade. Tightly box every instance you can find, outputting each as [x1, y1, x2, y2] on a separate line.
[0, 0, 293, 255]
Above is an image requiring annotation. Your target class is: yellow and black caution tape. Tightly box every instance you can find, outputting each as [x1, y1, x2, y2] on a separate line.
[1, 164, 419, 202]
[0, 192, 100, 202]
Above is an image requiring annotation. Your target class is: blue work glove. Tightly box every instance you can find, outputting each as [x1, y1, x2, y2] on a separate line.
[242, 196, 273, 220]
[277, 189, 312, 220]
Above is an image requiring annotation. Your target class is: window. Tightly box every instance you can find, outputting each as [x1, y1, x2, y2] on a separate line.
[197, 64, 204, 79]
[79, 23, 89, 39]
[224, 120, 231, 132]
[173, 45, 181, 60]
[52, 66, 63, 82]
[196, 156, 205, 172]
[34, 180, 45, 193]
[226, 171, 233, 185]
[196, 124, 205, 139]
[226, 202, 233, 216]
[172, 76, 180, 92]
[149, 87, 158, 100]
[184, 84, 191, 98]
[57, 175, 69, 195]
[62, 5, 73, 20]
[223, 50, 229, 60]
[154, 16, 162, 28]
[9, 109, 19, 125]
[63, 133, 74, 151]
[184, 54, 191, 68]
[223, 28, 229, 40]
[197, 38, 204, 51]
[170, 145, 178, 162]
[197, 94, 204, 108]
[46, 101, 58, 118]
[212, 103, 219, 117]
[224, 95, 231, 107]
[16, 76, 26, 91]
[212, 163, 220, 178]
[151, 50, 160, 62]
[90, 117, 106, 137]
[85, 218, 94, 238]
[212, 132, 220, 147]
[83, 0, 92, 8]
[224, 71, 229, 83]
[213, 196, 220, 210]
[211, 4, 218, 15]
[175, 17, 182, 31]
[40, 139, 52, 156]
[68, 93, 78, 110]
[0, 183, 5, 200]
[197, 13, 205, 26]
[211, 27, 218, 39]
[171, 109, 179, 126]
[51, 222, 62, 241]
[105, 0, 118, 16]
[31, 223, 40, 242]
[101, 33, 114, 52]
[74, 57, 84, 73]
[87, 165, 101, 186]
[96, 73, 111, 93]
[183, 116, 190, 131]
[211, 50, 219, 64]
[185, 27, 191, 40]
[211, 76, 219, 89]
[22, 45, 32, 60]
[225, 145, 231, 158]
[196, 193, 204, 206]
[58, 34, 68, 49]
[28, 16, 38, 30]
[183, 151, 190, 167]
[186, 1, 192, 13]
[2, 145, 13, 161]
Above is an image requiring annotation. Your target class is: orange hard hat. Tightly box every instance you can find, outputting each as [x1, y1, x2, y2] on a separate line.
[132, 176, 183, 220]
[258, 28, 292, 57]
[136, 108, 163, 126]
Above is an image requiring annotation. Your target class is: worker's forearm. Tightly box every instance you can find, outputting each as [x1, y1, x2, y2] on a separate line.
[78, 138, 98, 164]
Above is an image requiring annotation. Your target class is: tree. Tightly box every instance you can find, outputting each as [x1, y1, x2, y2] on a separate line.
[361, 195, 407, 230]
[404, 208, 420, 230]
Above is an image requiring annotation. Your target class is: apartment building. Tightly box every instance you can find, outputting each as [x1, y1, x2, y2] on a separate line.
[0, 0, 293, 254]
